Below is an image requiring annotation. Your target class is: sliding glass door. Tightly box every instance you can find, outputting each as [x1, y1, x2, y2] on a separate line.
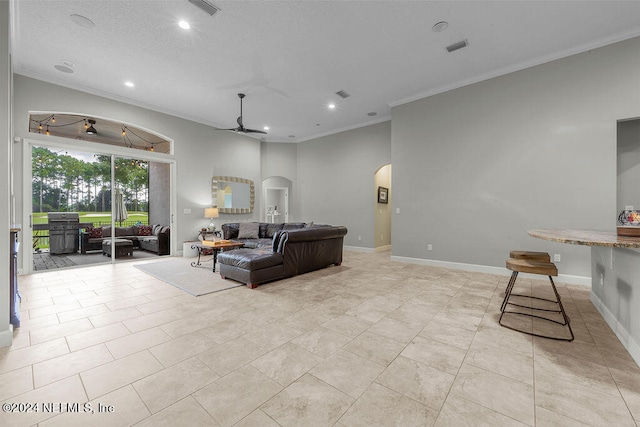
[28, 144, 164, 272]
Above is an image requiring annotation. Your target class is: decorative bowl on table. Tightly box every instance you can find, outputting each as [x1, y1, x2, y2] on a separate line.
[617, 209, 640, 236]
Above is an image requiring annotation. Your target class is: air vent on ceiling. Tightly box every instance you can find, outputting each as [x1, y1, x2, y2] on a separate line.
[446, 39, 468, 53]
[335, 90, 351, 99]
[188, 0, 221, 16]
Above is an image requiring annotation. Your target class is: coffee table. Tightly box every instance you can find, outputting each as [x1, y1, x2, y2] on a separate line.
[201, 240, 244, 272]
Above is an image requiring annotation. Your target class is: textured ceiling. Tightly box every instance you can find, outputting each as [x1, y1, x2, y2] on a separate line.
[10, 1, 640, 143]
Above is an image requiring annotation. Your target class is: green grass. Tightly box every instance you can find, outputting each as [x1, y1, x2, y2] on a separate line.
[32, 211, 149, 225]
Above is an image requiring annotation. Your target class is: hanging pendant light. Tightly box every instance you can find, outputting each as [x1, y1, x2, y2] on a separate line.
[86, 119, 97, 135]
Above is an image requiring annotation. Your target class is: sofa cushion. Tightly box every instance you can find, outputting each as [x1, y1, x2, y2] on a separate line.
[238, 222, 259, 239]
[138, 225, 152, 236]
[116, 226, 135, 237]
[283, 222, 305, 231]
[265, 223, 284, 238]
[218, 249, 283, 270]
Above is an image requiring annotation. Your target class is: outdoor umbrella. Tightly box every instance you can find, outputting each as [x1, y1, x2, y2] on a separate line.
[114, 187, 128, 225]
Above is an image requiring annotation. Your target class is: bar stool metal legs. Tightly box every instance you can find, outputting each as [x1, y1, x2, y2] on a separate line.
[499, 258, 574, 342]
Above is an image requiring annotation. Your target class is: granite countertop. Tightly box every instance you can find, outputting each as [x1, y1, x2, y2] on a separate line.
[528, 228, 640, 248]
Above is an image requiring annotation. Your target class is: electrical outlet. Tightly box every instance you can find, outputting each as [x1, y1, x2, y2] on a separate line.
[381, 234, 384, 241]
[553, 254, 561, 263]
[600, 273, 604, 286]
[427, 244, 433, 251]
[358, 235, 362, 241]
[183, 208, 191, 214]
[396, 208, 400, 214]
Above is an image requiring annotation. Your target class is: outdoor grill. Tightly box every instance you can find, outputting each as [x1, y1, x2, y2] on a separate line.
[47, 212, 80, 254]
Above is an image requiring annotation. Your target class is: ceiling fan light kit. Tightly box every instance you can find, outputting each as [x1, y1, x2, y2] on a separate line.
[222, 93, 267, 134]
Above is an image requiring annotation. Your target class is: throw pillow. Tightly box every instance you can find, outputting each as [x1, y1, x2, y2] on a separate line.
[138, 225, 152, 236]
[87, 226, 103, 238]
[102, 226, 112, 237]
[238, 222, 259, 239]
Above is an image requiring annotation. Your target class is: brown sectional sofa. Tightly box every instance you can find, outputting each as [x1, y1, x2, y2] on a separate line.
[81, 224, 170, 255]
[217, 222, 347, 288]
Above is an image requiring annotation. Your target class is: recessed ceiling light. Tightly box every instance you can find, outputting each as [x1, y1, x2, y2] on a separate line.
[178, 20, 191, 30]
[367, 112, 377, 117]
[125, 81, 135, 87]
[328, 103, 336, 110]
[432, 21, 448, 33]
[288, 135, 295, 138]
[70, 14, 95, 28]
[263, 126, 269, 131]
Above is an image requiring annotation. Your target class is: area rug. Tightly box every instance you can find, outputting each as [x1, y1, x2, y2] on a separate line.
[134, 257, 244, 296]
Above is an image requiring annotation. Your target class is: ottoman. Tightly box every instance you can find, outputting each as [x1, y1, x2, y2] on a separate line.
[102, 238, 134, 258]
[218, 248, 284, 288]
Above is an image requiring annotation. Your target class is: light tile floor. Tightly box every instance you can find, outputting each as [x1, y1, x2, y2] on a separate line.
[2, 251, 639, 426]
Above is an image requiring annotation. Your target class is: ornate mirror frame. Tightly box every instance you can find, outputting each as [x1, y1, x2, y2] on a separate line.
[211, 176, 255, 214]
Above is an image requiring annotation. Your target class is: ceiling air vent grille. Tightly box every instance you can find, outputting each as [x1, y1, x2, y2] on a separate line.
[335, 90, 351, 99]
[446, 39, 468, 53]
[188, 0, 221, 16]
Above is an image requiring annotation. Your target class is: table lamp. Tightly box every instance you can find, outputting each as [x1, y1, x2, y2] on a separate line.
[204, 207, 219, 231]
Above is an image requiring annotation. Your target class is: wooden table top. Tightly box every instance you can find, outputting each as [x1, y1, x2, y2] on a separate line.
[528, 228, 640, 249]
[201, 240, 244, 249]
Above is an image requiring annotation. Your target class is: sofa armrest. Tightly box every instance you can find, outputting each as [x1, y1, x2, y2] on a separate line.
[81, 232, 90, 254]
[157, 232, 170, 255]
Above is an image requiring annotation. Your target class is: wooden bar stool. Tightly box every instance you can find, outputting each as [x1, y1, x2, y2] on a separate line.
[500, 258, 574, 341]
[503, 251, 551, 300]
[509, 250, 550, 263]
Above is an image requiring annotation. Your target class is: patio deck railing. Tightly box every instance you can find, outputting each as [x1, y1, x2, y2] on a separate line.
[33, 220, 149, 252]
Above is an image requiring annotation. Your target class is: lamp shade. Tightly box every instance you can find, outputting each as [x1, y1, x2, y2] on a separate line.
[204, 207, 219, 219]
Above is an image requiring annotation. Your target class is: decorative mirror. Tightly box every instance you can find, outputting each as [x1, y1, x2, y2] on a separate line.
[211, 176, 255, 214]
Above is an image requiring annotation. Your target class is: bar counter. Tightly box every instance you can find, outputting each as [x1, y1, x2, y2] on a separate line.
[529, 228, 640, 367]
[528, 228, 640, 248]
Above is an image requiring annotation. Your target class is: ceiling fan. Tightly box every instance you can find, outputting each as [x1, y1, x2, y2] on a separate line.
[222, 93, 267, 134]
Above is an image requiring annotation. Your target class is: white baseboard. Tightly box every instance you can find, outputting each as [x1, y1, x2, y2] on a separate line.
[0, 326, 13, 349]
[591, 292, 640, 368]
[390, 255, 591, 286]
[344, 245, 375, 254]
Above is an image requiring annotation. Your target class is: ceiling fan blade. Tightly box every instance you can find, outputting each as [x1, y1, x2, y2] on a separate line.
[244, 128, 267, 134]
[236, 116, 243, 127]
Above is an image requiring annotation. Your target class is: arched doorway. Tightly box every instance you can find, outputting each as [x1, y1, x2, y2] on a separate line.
[262, 176, 292, 223]
[374, 164, 392, 252]
[23, 113, 175, 273]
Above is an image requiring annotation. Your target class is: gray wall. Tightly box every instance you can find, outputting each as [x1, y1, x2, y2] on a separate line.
[591, 246, 640, 363]
[617, 119, 640, 213]
[12, 75, 262, 267]
[296, 121, 391, 248]
[391, 37, 640, 278]
[0, 0, 12, 347]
